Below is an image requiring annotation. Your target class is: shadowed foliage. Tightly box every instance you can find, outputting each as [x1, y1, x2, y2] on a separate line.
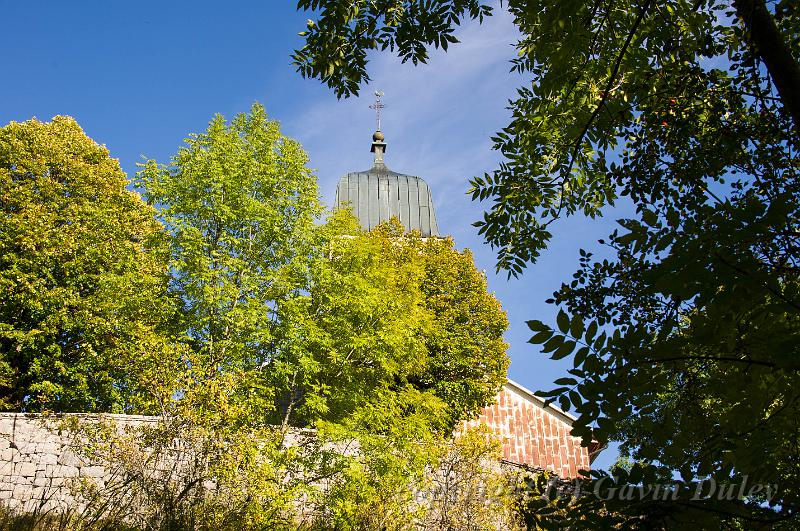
[293, 0, 800, 526]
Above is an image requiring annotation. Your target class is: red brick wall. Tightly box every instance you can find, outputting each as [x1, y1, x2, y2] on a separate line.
[462, 381, 591, 478]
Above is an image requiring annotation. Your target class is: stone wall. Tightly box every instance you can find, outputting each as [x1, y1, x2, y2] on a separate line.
[0, 382, 596, 515]
[0, 412, 159, 513]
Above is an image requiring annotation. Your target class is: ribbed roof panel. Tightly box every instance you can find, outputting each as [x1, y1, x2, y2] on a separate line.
[335, 169, 439, 237]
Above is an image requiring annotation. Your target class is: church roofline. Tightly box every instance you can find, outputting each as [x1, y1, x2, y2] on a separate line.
[504, 379, 577, 425]
[334, 127, 439, 237]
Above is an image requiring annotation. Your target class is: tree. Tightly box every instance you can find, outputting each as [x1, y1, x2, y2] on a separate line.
[138, 104, 439, 526]
[417, 235, 509, 427]
[135, 104, 510, 526]
[137, 103, 323, 426]
[271, 219, 509, 432]
[0, 116, 178, 413]
[137, 104, 507, 430]
[293, 0, 800, 526]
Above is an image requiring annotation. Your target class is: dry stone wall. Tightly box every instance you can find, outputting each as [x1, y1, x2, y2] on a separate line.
[0, 383, 595, 516]
[0, 412, 159, 513]
[0, 413, 336, 518]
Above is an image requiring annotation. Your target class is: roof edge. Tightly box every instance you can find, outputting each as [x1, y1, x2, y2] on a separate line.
[504, 379, 578, 425]
[342, 169, 430, 182]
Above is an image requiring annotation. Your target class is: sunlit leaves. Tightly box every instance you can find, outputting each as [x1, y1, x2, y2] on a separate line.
[137, 103, 509, 458]
[288, 0, 800, 523]
[0, 117, 180, 412]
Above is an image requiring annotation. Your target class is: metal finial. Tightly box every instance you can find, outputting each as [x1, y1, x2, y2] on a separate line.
[369, 91, 385, 131]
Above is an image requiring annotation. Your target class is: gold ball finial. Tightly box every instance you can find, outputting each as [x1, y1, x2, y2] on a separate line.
[373, 130, 385, 142]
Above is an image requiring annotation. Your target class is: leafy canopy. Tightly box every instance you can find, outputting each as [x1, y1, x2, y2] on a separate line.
[0, 117, 178, 413]
[133, 103, 510, 526]
[137, 103, 508, 433]
[294, 0, 800, 526]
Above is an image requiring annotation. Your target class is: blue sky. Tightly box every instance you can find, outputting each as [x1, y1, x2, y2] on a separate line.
[3, 1, 624, 467]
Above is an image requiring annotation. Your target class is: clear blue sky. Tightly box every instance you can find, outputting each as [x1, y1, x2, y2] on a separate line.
[3, 1, 625, 467]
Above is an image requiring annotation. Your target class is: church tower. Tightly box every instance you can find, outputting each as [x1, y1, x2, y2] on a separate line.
[334, 95, 439, 237]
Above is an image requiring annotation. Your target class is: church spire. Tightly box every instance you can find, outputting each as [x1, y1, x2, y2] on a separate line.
[369, 91, 388, 170]
[370, 130, 387, 169]
[335, 90, 439, 236]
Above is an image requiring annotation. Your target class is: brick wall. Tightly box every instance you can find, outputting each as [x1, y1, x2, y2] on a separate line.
[462, 380, 592, 478]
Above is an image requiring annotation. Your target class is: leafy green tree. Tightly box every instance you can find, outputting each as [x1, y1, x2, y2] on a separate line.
[273, 218, 509, 431]
[138, 104, 507, 428]
[137, 103, 322, 419]
[134, 103, 510, 527]
[417, 235, 509, 426]
[293, 0, 800, 526]
[0, 116, 179, 413]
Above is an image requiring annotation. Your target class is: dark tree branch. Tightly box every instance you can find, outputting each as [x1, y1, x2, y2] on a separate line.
[734, 0, 800, 134]
[548, 0, 653, 225]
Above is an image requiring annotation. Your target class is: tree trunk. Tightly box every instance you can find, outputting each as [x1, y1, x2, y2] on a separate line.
[734, 0, 800, 134]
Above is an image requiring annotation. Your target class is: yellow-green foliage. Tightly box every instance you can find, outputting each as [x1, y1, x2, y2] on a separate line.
[52, 416, 525, 530]
[417, 235, 509, 428]
[0, 117, 179, 413]
[123, 105, 511, 528]
[134, 104, 508, 439]
[423, 426, 524, 530]
[295, 0, 800, 525]
[0, 106, 513, 528]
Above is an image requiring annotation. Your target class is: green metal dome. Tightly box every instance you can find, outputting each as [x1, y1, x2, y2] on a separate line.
[334, 132, 439, 237]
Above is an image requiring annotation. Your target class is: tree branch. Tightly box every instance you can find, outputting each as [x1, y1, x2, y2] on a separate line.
[734, 0, 800, 134]
[549, 0, 653, 225]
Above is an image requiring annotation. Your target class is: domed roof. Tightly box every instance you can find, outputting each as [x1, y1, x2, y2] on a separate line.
[335, 132, 439, 237]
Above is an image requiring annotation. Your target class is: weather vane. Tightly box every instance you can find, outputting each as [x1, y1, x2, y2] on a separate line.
[369, 91, 386, 131]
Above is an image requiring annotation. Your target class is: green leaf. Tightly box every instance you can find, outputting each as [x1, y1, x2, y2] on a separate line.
[558, 395, 570, 412]
[569, 315, 584, 338]
[556, 309, 570, 334]
[535, 387, 569, 398]
[542, 335, 565, 354]
[526, 319, 548, 332]
[551, 340, 576, 360]
[585, 321, 598, 342]
[642, 209, 658, 226]
[554, 377, 577, 386]
[569, 389, 582, 408]
[528, 330, 554, 344]
[573, 346, 590, 367]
